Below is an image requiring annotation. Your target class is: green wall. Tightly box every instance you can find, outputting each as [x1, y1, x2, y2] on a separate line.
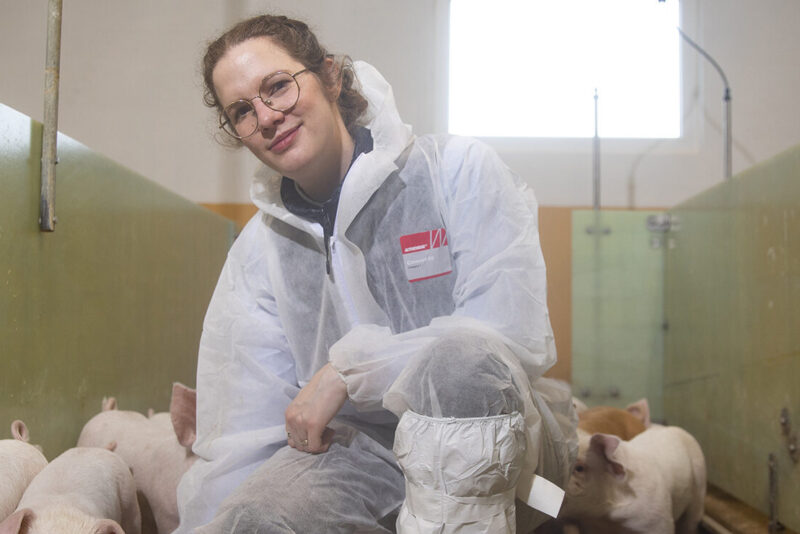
[571, 210, 666, 421]
[0, 103, 233, 458]
[663, 144, 800, 530]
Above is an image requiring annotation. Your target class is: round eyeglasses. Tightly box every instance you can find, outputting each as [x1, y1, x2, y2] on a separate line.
[219, 69, 309, 139]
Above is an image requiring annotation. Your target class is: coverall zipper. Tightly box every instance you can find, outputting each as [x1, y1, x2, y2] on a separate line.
[324, 232, 332, 276]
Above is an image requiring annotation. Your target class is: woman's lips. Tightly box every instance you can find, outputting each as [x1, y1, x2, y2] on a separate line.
[269, 126, 300, 153]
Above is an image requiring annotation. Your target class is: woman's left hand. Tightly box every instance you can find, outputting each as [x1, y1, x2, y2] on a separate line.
[285, 362, 348, 453]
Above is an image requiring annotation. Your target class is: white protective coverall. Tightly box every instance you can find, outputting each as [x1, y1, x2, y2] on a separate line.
[175, 61, 577, 533]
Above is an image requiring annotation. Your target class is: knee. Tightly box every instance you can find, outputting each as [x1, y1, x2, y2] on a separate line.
[404, 331, 525, 418]
[196, 504, 284, 534]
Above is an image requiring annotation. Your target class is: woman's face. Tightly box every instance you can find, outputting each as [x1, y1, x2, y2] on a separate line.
[212, 37, 352, 200]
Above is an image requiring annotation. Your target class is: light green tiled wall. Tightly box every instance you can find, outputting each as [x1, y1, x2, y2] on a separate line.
[571, 210, 666, 421]
[664, 144, 799, 530]
[0, 103, 233, 458]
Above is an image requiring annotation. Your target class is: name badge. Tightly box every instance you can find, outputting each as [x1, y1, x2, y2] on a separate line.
[399, 228, 452, 283]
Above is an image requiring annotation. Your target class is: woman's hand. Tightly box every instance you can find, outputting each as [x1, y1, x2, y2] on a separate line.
[285, 362, 348, 453]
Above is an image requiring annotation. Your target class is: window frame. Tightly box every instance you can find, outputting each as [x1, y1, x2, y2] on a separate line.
[438, 0, 705, 156]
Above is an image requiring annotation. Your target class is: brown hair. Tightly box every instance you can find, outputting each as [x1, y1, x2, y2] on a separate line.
[202, 14, 368, 139]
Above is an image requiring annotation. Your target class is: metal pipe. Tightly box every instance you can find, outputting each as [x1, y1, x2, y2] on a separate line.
[586, 89, 609, 235]
[700, 514, 734, 534]
[723, 87, 732, 181]
[768, 453, 779, 533]
[677, 27, 732, 181]
[40, 0, 63, 232]
[593, 88, 600, 210]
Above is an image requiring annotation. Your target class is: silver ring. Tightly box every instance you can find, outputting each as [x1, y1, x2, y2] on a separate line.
[301, 439, 309, 447]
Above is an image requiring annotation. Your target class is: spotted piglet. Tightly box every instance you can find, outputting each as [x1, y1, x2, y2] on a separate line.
[0, 421, 48, 521]
[0, 446, 140, 534]
[560, 425, 706, 534]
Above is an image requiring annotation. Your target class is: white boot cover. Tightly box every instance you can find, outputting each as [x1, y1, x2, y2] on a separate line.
[393, 410, 526, 533]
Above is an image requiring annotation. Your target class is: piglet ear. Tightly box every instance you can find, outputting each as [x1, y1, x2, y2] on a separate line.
[589, 433, 626, 480]
[93, 519, 125, 534]
[10, 420, 30, 442]
[170, 382, 197, 449]
[626, 398, 651, 428]
[0, 508, 34, 534]
[572, 396, 588, 415]
[102, 397, 117, 411]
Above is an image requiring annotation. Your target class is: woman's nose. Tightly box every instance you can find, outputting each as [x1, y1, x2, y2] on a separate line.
[253, 98, 285, 129]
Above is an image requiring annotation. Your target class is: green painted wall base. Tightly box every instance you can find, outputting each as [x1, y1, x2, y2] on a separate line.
[1, 103, 233, 458]
[664, 144, 800, 531]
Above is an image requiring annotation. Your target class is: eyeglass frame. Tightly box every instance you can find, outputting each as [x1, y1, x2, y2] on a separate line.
[218, 68, 310, 139]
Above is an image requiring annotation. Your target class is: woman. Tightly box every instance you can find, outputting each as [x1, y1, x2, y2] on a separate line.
[176, 14, 576, 534]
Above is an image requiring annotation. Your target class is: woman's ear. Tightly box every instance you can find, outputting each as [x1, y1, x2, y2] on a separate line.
[322, 56, 343, 102]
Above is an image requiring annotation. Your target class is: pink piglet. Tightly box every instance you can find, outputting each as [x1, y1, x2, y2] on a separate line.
[0, 446, 140, 534]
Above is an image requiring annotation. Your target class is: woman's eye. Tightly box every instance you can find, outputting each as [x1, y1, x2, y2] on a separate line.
[230, 105, 252, 123]
[267, 79, 290, 96]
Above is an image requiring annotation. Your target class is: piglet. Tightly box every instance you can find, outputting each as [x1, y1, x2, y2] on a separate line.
[525, 399, 653, 533]
[0, 446, 140, 534]
[76, 383, 197, 534]
[577, 398, 651, 440]
[0, 421, 48, 521]
[560, 425, 706, 534]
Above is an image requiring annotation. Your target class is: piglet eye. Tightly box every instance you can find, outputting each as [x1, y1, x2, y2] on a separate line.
[574, 464, 585, 473]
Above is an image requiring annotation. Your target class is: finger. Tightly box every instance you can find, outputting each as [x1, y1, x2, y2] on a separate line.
[288, 436, 308, 450]
[290, 437, 309, 452]
[306, 426, 335, 454]
[304, 425, 326, 453]
[286, 428, 306, 450]
[319, 427, 335, 452]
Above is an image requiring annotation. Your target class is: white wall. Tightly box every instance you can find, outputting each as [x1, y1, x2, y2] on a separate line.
[1, 0, 798, 207]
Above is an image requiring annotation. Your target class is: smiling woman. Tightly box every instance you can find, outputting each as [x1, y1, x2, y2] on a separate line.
[176, 13, 577, 534]
[210, 38, 353, 201]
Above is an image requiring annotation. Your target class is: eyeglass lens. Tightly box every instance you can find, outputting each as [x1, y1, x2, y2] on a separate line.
[221, 72, 300, 139]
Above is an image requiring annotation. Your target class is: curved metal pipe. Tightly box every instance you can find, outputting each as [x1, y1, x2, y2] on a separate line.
[678, 27, 732, 181]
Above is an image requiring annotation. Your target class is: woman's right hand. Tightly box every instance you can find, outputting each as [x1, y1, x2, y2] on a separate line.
[285, 362, 348, 453]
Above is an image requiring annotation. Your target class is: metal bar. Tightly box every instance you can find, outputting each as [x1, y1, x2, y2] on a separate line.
[768, 453, 779, 533]
[723, 88, 732, 181]
[700, 514, 734, 534]
[677, 27, 732, 181]
[586, 89, 609, 235]
[40, 0, 63, 232]
[592, 88, 600, 211]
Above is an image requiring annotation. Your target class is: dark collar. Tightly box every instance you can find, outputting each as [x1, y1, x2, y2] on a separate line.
[280, 126, 374, 235]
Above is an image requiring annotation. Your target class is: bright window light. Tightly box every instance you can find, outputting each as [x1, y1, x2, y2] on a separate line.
[449, 0, 681, 138]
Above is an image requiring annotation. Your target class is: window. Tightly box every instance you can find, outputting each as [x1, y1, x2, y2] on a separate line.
[448, 0, 681, 138]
